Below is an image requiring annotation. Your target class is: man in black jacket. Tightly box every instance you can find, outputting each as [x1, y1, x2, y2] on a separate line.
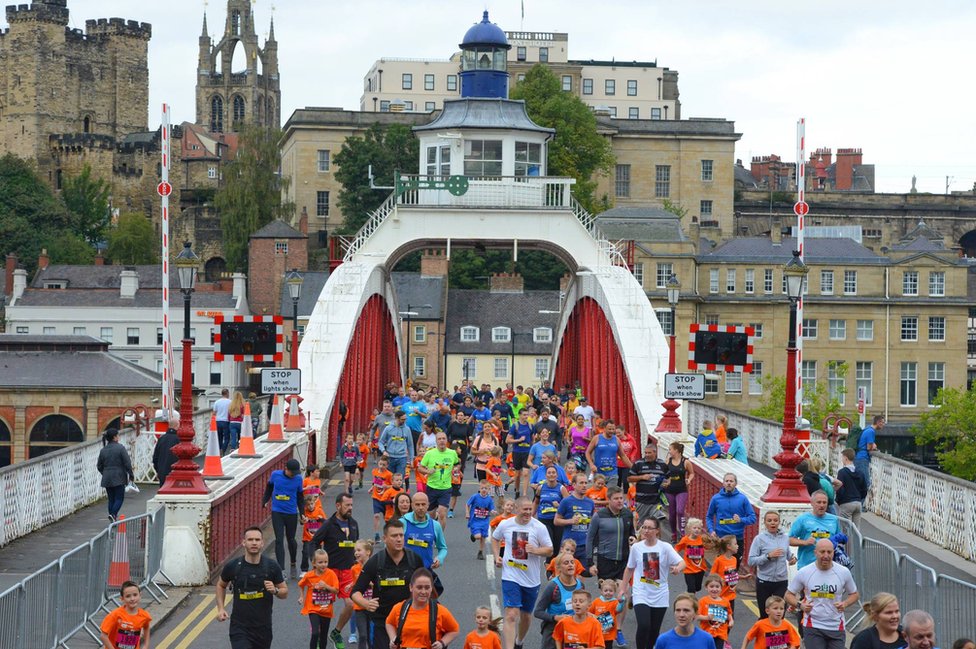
[310, 493, 360, 649]
[152, 416, 180, 486]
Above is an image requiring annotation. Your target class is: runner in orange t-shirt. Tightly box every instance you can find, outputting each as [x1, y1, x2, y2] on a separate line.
[350, 540, 375, 645]
[301, 494, 327, 573]
[356, 433, 370, 489]
[463, 606, 503, 649]
[710, 536, 740, 611]
[741, 596, 800, 649]
[100, 581, 151, 649]
[380, 474, 406, 521]
[385, 587, 460, 648]
[589, 579, 626, 644]
[674, 517, 709, 593]
[698, 574, 734, 645]
[489, 499, 515, 550]
[585, 474, 608, 508]
[298, 549, 340, 648]
[552, 591, 605, 649]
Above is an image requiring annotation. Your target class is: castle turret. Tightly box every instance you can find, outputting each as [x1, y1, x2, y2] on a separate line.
[459, 11, 511, 99]
[198, 12, 212, 75]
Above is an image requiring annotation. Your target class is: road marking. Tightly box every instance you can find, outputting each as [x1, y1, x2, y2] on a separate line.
[485, 552, 495, 580]
[742, 597, 760, 618]
[328, 479, 341, 485]
[155, 594, 215, 649]
[490, 593, 502, 619]
[172, 595, 224, 649]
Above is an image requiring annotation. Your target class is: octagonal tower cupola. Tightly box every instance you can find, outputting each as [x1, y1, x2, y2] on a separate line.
[459, 11, 511, 99]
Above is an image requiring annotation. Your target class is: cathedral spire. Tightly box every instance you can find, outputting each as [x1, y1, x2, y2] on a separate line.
[201, 11, 209, 37]
[268, 16, 276, 42]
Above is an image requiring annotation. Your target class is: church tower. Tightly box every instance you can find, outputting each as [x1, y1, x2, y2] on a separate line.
[195, 0, 280, 133]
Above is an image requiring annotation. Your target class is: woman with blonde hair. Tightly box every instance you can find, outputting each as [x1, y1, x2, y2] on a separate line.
[228, 391, 245, 452]
[850, 592, 906, 649]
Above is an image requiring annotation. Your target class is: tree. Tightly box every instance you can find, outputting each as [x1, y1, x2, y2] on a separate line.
[914, 387, 976, 480]
[215, 125, 294, 272]
[333, 123, 419, 234]
[107, 213, 159, 265]
[61, 164, 110, 245]
[749, 361, 848, 429]
[45, 233, 95, 265]
[510, 65, 615, 213]
[662, 199, 688, 219]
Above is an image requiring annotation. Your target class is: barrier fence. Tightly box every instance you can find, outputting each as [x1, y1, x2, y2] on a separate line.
[0, 508, 168, 648]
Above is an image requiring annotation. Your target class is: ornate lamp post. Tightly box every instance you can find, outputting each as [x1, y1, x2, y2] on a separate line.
[159, 242, 208, 495]
[285, 269, 303, 369]
[655, 274, 683, 433]
[762, 250, 810, 502]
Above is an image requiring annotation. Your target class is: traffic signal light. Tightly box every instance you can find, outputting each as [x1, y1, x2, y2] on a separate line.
[220, 321, 278, 357]
[693, 331, 749, 367]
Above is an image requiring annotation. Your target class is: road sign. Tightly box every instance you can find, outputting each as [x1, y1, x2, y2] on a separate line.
[261, 368, 301, 394]
[665, 373, 705, 400]
[793, 201, 809, 216]
[157, 181, 172, 196]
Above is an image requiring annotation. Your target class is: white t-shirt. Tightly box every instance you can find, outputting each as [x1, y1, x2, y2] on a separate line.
[573, 405, 595, 426]
[787, 562, 857, 631]
[626, 539, 682, 607]
[213, 397, 231, 422]
[492, 517, 552, 587]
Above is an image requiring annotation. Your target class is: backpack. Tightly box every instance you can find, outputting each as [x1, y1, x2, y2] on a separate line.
[817, 475, 836, 505]
[845, 425, 863, 451]
[394, 598, 439, 649]
[228, 556, 276, 591]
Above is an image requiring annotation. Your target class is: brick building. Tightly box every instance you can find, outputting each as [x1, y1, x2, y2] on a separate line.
[247, 219, 308, 316]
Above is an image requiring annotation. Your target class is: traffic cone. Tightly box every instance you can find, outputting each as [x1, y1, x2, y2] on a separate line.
[285, 394, 303, 431]
[266, 395, 286, 442]
[232, 402, 262, 458]
[202, 414, 233, 480]
[107, 516, 130, 589]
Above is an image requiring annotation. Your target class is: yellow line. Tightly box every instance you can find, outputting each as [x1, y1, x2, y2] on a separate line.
[155, 594, 215, 649]
[172, 594, 225, 649]
[742, 597, 760, 617]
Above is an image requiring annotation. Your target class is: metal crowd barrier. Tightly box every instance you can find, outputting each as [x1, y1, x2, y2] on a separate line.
[0, 508, 169, 649]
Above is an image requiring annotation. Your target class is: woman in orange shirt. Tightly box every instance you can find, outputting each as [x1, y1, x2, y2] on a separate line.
[100, 581, 151, 649]
[385, 569, 460, 649]
[298, 549, 340, 648]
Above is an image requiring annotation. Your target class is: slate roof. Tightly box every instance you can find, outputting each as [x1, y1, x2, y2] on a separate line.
[33, 265, 171, 289]
[413, 98, 554, 135]
[597, 207, 686, 242]
[14, 290, 237, 308]
[250, 220, 305, 239]
[278, 271, 330, 318]
[700, 237, 885, 264]
[734, 163, 759, 189]
[391, 273, 445, 320]
[445, 289, 560, 354]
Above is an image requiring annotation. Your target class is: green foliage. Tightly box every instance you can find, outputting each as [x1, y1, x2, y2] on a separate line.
[438, 249, 566, 290]
[662, 199, 688, 219]
[771, 191, 792, 204]
[914, 387, 976, 480]
[510, 65, 615, 213]
[45, 233, 95, 265]
[61, 164, 111, 245]
[215, 125, 294, 272]
[334, 123, 419, 234]
[749, 361, 848, 428]
[107, 213, 159, 265]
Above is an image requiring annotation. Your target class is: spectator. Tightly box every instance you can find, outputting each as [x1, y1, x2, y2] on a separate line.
[213, 388, 231, 453]
[850, 593, 906, 649]
[835, 449, 867, 528]
[856, 415, 884, 497]
[694, 420, 721, 459]
[97, 428, 134, 522]
[152, 416, 180, 487]
[726, 428, 748, 464]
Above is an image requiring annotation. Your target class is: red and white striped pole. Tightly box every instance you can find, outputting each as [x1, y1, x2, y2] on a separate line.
[794, 118, 806, 424]
[160, 104, 175, 425]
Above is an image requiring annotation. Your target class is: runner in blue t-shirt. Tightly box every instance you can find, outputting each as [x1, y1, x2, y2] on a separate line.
[554, 473, 595, 567]
[586, 420, 632, 482]
[505, 411, 534, 496]
[466, 481, 496, 560]
[527, 428, 557, 471]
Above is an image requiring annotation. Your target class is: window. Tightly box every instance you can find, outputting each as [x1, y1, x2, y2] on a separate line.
[655, 309, 674, 336]
[425, 145, 451, 177]
[605, 79, 615, 95]
[380, 100, 390, 112]
[829, 319, 846, 340]
[608, 107, 617, 117]
[156, 327, 164, 345]
[404, 101, 414, 111]
[232, 95, 245, 123]
[749, 362, 763, 395]
[655, 263, 673, 289]
[517, 46, 526, 61]
[514, 141, 542, 177]
[447, 75, 458, 92]
[903, 271, 918, 296]
[317, 149, 330, 172]
[928, 362, 945, 405]
[126, 328, 139, 345]
[901, 362, 917, 407]
[704, 377, 718, 394]
[628, 107, 639, 119]
[901, 316, 918, 341]
[73, 326, 86, 336]
[209, 361, 221, 386]
[100, 326, 113, 343]
[316, 191, 330, 217]
[210, 95, 223, 132]
[492, 326, 511, 343]
[539, 47, 549, 62]
[460, 326, 479, 342]
[413, 324, 426, 343]
[725, 371, 742, 395]
[709, 269, 719, 294]
[744, 269, 755, 294]
[828, 362, 846, 405]
[582, 78, 593, 95]
[461, 357, 477, 377]
[275, 240, 288, 255]
[929, 271, 945, 296]
[821, 270, 834, 295]
[208, 166, 217, 179]
[535, 358, 550, 380]
[463, 139, 503, 176]
[700, 200, 713, 217]
[801, 361, 817, 401]
[14, 325, 27, 334]
[494, 358, 509, 379]
[856, 320, 873, 341]
[929, 316, 945, 341]
[802, 319, 818, 339]
[425, 101, 436, 112]
[615, 164, 630, 197]
[533, 327, 553, 343]
[764, 269, 774, 293]
[699, 159, 714, 182]
[651, 107, 661, 120]
[856, 362, 873, 406]
[401, 73, 412, 90]
[655, 165, 670, 198]
[633, 262, 644, 288]
[413, 356, 426, 378]
[726, 269, 736, 293]
[562, 75, 572, 91]
[704, 314, 720, 326]
[843, 270, 857, 295]
[424, 74, 435, 91]
[749, 323, 763, 339]
[627, 79, 637, 96]
[517, 74, 525, 82]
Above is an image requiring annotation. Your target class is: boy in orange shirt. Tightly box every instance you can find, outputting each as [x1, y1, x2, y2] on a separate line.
[449, 442, 465, 517]
[298, 549, 340, 649]
[489, 499, 515, 552]
[380, 473, 406, 521]
[411, 454, 427, 492]
[356, 433, 370, 489]
[369, 456, 393, 541]
[100, 581, 151, 649]
[545, 540, 586, 579]
[552, 590, 605, 649]
[710, 535, 739, 613]
[586, 474, 608, 508]
[698, 574, 733, 649]
[350, 540, 374, 646]
[301, 493, 326, 575]
[741, 596, 799, 649]
[484, 446, 505, 506]
[674, 517, 708, 593]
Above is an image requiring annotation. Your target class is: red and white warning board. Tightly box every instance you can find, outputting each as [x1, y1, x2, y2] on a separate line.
[687, 323, 755, 373]
[213, 314, 284, 362]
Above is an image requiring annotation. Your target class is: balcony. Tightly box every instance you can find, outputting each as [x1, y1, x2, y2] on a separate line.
[396, 175, 575, 210]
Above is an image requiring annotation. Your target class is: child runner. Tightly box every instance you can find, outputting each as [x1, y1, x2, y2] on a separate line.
[586, 474, 609, 508]
[298, 549, 340, 649]
[564, 461, 578, 483]
[552, 590, 605, 649]
[545, 540, 586, 579]
[304, 464, 322, 498]
[489, 499, 516, 554]
[301, 493, 327, 575]
[485, 446, 505, 507]
[100, 581, 151, 649]
[466, 480, 497, 560]
[698, 574, 734, 649]
[590, 579, 626, 649]
[356, 433, 370, 490]
[674, 517, 708, 593]
[710, 535, 739, 614]
[380, 473, 406, 522]
[464, 606, 503, 649]
[740, 596, 800, 649]
[340, 434, 362, 495]
[349, 540, 374, 649]
[369, 457, 392, 541]
[449, 442, 465, 518]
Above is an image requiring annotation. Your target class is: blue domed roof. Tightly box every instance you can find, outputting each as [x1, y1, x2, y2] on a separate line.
[460, 11, 510, 49]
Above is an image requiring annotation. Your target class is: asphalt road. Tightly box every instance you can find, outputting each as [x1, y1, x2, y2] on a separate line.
[145, 470, 767, 649]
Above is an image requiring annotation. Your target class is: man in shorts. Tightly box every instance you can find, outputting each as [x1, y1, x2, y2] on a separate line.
[419, 432, 460, 527]
[216, 526, 287, 649]
[309, 493, 360, 649]
[786, 539, 859, 649]
[492, 497, 553, 649]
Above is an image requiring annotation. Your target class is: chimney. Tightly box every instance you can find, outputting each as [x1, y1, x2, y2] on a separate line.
[771, 218, 783, 245]
[38, 248, 49, 271]
[232, 272, 247, 301]
[11, 268, 27, 302]
[94, 252, 104, 266]
[5, 253, 16, 296]
[299, 206, 308, 235]
[119, 268, 139, 298]
[834, 148, 862, 191]
[420, 249, 448, 277]
[489, 272, 524, 294]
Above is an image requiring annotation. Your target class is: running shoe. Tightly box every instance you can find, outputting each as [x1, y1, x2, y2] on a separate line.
[616, 630, 628, 647]
[470, 534, 476, 542]
[290, 564, 298, 580]
[477, 550, 484, 560]
[448, 510, 454, 518]
[330, 628, 345, 649]
[348, 634, 359, 645]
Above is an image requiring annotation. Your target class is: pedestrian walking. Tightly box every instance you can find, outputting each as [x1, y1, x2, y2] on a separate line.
[152, 416, 180, 487]
[97, 428, 134, 522]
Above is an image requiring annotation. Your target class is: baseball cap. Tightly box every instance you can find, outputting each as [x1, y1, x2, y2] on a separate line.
[286, 459, 301, 473]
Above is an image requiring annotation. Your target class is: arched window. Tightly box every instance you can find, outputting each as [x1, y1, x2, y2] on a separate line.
[205, 257, 227, 282]
[231, 10, 241, 35]
[460, 326, 480, 342]
[0, 417, 10, 468]
[233, 95, 245, 124]
[83, 115, 91, 133]
[103, 417, 121, 433]
[210, 95, 223, 133]
[29, 414, 84, 459]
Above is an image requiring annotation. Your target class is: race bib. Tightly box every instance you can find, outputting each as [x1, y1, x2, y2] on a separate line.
[116, 630, 140, 649]
[708, 604, 728, 624]
[339, 541, 355, 548]
[239, 590, 264, 600]
[506, 560, 528, 570]
[379, 578, 405, 587]
[596, 612, 615, 632]
[685, 545, 704, 564]
[312, 588, 334, 606]
[723, 569, 739, 588]
[407, 538, 429, 548]
[474, 507, 491, 518]
[274, 494, 291, 501]
[765, 631, 789, 649]
[718, 517, 737, 525]
[306, 521, 322, 534]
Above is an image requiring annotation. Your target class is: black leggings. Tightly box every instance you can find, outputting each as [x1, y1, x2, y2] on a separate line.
[541, 519, 563, 550]
[756, 579, 788, 619]
[370, 617, 391, 649]
[309, 614, 332, 649]
[355, 610, 371, 649]
[684, 571, 705, 593]
[634, 604, 667, 649]
[617, 467, 630, 488]
[271, 511, 299, 569]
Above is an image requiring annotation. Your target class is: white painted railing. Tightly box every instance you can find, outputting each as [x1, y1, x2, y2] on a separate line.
[344, 191, 399, 262]
[397, 175, 575, 210]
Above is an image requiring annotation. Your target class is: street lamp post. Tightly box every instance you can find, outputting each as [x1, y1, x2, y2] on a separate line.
[285, 269, 303, 369]
[159, 242, 208, 495]
[655, 274, 683, 433]
[762, 250, 810, 502]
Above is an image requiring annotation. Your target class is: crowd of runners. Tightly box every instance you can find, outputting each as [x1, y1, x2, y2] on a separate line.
[98, 383, 960, 649]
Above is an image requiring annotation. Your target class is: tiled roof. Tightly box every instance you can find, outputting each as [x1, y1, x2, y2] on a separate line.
[14, 289, 237, 309]
[391, 273, 445, 320]
[445, 289, 561, 354]
[413, 99, 554, 134]
[33, 265, 170, 289]
[278, 271, 330, 317]
[700, 237, 885, 264]
[250, 220, 305, 239]
[597, 208, 686, 242]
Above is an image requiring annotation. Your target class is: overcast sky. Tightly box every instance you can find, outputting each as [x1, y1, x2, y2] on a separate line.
[56, 0, 976, 194]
